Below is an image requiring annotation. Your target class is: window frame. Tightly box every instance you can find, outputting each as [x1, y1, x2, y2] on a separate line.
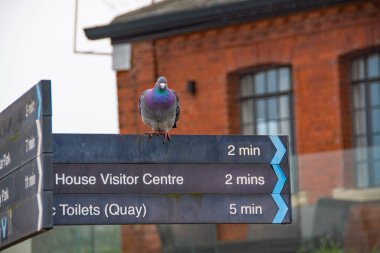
[238, 65, 298, 194]
[350, 50, 380, 187]
[238, 65, 296, 152]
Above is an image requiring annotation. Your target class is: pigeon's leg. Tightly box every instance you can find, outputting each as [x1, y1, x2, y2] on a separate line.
[145, 131, 161, 138]
[163, 132, 171, 143]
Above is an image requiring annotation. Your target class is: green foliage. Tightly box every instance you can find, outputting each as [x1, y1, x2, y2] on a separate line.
[32, 225, 121, 253]
[297, 238, 342, 253]
[298, 238, 380, 253]
[314, 238, 341, 253]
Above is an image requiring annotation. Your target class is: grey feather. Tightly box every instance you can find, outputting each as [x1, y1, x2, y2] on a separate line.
[173, 90, 180, 128]
[139, 77, 180, 133]
[138, 90, 147, 116]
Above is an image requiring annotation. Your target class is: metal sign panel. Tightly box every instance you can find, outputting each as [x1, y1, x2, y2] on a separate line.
[0, 118, 52, 180]
[0, 155, 53, 213]
[53, 163, 289, 194]
[0, 192, 53, 249]
[0, 80, 51, 140]
[53, 193, 290, 225]
[53, 134, 288, 165]
[0, 80, 53, 251]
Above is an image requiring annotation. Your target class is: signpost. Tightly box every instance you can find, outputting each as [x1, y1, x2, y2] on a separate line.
[0, 81, 53, 250]
[0, 80, 291, 250]
[52, 134, 291, 225]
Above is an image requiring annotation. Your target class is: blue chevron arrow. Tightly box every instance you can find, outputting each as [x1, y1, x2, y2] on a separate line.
[269, 135, 286, 164]
[272, 164, 286, 194]
[36, 85, 42, 120]
[272, 194, 288, 224]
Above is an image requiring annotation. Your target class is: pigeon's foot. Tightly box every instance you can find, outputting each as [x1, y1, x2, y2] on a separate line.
[163, 132, 171, 143]
[145, 131, 161, 138]
[144, 131, 171, 143]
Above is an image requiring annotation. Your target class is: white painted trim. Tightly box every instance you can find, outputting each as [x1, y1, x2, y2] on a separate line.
[333, 187, 380, 202]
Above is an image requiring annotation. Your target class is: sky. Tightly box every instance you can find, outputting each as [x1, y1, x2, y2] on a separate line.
[0, 0, 155, 134]
[0, 2, 160, 251]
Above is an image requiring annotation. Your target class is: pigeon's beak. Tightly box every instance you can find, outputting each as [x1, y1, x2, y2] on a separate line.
[159, 83, 166, 90]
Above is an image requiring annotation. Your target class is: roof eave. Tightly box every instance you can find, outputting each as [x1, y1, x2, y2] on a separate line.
[84, 0, 359, 44]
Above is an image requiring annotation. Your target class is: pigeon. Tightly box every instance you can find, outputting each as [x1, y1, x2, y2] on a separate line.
[139, 76, 180, 143]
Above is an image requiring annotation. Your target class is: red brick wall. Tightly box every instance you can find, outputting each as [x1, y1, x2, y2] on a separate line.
[121, 225, 161, 253]
[116, 0, 380, 251]
[117, 42, 156, 133]
[344, 202, 380, 252]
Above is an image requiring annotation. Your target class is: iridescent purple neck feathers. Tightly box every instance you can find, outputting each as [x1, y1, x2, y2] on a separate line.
[145, 88, 176, 109]
[138, 76, 180, 143]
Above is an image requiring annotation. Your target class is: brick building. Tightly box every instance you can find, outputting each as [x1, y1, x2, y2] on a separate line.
[86, 0, 380, 252]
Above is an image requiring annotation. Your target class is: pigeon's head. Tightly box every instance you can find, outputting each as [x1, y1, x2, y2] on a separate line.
[155, 76, 168, 91]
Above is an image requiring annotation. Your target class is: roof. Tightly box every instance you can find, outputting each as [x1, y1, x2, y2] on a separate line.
[85, 0, 359, 44]
[112, 0, 246, 24]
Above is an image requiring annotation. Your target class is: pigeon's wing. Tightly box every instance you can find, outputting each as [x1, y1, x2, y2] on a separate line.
[173, 91, 180, 128]
[138, 90, 148, 115]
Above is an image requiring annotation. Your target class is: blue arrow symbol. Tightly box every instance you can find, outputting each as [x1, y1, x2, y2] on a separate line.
[1, 216, 8, 240]
[272, 164, 286, 194]
[36, 85, 42, 120]
[269, 135, 286, 164]
[272, 194, 288, 224]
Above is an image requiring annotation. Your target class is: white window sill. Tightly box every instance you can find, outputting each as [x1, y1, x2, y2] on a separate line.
[333, 187, 380, 202]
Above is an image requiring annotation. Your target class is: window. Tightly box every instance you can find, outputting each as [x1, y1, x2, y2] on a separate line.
[239, 66, 296, 191]
[240, 66, 293, 139]
[351, 52, 380, 187]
